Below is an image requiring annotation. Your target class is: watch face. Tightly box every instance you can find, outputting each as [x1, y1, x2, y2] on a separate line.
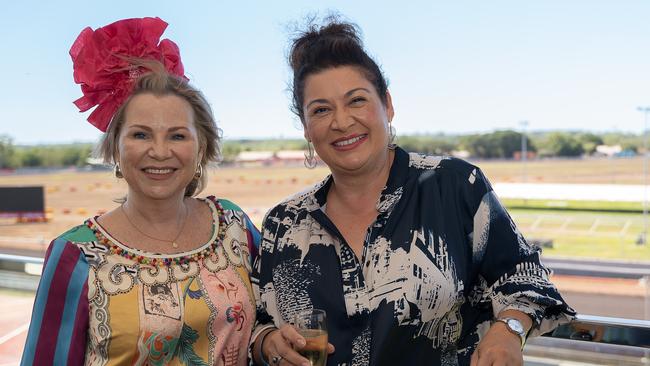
[507, 319, 524, 334]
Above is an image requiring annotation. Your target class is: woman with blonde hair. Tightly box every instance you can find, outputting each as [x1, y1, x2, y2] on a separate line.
[22, 17, 259, 365]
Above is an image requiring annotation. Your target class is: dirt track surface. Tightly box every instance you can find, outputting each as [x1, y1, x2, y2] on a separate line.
[1, 157, 646, 253]
[0, 166, 328, 253]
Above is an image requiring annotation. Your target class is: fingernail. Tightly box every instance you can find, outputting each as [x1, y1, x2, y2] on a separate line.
[298, 339, 306, 347]
[302, 363, 310, 366]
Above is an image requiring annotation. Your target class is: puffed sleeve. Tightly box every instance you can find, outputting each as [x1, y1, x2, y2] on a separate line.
[243, 213, 261, 266]
[463, 166, 575, 336]
[21, 238, 89, 365]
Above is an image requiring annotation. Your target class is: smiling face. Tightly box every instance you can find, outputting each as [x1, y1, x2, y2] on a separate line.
[116, 93, 201, 201]
[302, 66, 394, 175]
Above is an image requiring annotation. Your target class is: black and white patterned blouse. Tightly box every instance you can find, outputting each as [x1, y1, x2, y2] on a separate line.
[252, 146, 574, 366]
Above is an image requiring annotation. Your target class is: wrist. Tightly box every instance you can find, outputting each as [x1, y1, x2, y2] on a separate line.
[255, 327, 276, 365]
[494, 317, 527, 349]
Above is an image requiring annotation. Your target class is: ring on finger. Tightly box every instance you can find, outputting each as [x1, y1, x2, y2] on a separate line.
[271, 355, 283, 364]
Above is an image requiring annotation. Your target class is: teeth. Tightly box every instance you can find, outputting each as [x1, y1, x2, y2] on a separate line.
[144, 168, 174, 174]
[334, 135, 364, 147]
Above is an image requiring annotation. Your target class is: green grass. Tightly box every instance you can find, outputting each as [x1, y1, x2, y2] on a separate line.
[540, 235, 650, 261]
[509, 208, 650, 260]
[503, 198, 644, 213]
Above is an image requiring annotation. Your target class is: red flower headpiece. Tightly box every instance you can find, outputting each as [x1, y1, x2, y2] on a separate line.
[70, 17, 187, 132]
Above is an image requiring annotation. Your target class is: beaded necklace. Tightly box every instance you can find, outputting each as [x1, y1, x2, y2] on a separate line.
[86, 198, 226, 267]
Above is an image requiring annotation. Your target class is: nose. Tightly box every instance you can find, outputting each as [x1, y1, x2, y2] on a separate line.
[148, 137, 172, 160]
[331, 107, 355, 131]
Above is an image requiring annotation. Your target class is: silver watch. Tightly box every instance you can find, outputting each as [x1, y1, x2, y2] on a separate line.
[495, 317, 526, 348]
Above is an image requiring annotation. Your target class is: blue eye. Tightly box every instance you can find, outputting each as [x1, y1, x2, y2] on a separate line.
[133, 131, 147, 139]
[172, 134, 185, 140]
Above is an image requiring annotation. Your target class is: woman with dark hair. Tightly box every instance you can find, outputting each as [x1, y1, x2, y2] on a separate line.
[21, 18, 259, 365]
[250, 17, 574, 366]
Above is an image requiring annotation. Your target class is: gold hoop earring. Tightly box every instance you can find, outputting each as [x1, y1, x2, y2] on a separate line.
[304, 141, 317, 169]
[195, 164, 203, 179]
[114, 163, 123, 178]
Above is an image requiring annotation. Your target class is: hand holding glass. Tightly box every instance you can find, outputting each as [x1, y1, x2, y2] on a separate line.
[293, 309, 328, 366]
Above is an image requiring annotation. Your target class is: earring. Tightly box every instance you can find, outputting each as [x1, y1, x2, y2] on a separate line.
[114, 163, 123, 178]
[195, 164, 203, 179]
[304, 141, 317, 169]
[388, 122, 397, 146]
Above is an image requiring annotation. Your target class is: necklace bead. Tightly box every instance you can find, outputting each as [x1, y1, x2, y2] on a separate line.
[86, 199, 226, 268]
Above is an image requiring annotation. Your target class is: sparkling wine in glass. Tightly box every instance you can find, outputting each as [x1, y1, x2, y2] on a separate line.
[294, 309, 328, 366]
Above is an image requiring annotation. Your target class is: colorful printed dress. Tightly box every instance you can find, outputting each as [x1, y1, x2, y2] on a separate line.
[252, 146, 575, 366]
[22, 196, 260, 366]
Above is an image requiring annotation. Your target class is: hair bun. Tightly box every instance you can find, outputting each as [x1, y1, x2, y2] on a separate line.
[289, 19, 362, 73]
[288, 15, 388, 122]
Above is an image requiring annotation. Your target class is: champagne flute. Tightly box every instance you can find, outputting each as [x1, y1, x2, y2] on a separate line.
[293, 308, 328, 366]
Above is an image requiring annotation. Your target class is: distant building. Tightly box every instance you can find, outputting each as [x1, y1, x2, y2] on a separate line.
[595, 145, 622, 157]
[234, 151, 275, 166]
[274, 150, 306, 166]
[616, 149, 638, 157]
[512, 151, 537, 160]
[85, 157, 111, 171]
[451, 150, 470, 159]
[86, 157, 106, 166]
[234, 150, 320, 167]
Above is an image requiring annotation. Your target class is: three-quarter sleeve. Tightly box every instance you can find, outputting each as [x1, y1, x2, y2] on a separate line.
[244, 213, 261, 265]
[464, 167, 575, 336]
[21, 238, 89, 365]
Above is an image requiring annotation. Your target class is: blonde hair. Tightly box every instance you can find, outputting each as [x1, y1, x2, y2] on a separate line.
[96, 59, 221, 197]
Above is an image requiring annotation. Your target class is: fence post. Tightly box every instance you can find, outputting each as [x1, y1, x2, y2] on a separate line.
[642, 275, 650, 365]
[645, 275, 650, 321]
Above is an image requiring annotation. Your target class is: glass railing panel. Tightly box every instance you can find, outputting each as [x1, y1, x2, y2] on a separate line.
[524, 314, 650, 365]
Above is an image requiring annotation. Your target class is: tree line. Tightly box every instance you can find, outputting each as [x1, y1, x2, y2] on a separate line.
[222, 131, 641, 162]
[397, 130, 640, 158]
[0, 130, 642, 169]
[0, 135, 94, 169]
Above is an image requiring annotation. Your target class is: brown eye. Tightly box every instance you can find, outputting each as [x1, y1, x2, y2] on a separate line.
[350, 96, 367, 105]
[312, 106, 329, 115]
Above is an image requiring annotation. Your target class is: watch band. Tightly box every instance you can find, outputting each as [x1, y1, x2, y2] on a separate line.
[495, 317, 526, 349]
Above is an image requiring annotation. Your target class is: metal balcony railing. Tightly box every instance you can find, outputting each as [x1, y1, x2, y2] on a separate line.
[525, 314, 650, 365]
[1, 253, 650, 364]
[0, 253, 43, 291]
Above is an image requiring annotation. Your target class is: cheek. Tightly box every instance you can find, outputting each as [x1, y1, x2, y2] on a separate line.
[305, 122, 328, 142]
[181, 142, 201, 164]
[117, 142, 139, 163]
[370, 105, 386, 119]
[368, 108, 389, 131]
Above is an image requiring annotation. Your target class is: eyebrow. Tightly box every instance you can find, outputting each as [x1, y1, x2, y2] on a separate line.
[305, 87, 371, 109]
[127, 124, 190, 132]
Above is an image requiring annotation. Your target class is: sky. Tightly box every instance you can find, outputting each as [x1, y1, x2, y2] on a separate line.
[1, 0, 649, 145]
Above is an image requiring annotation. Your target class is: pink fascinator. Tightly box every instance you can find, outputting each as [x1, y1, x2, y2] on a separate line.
[70, 17, 187, 132]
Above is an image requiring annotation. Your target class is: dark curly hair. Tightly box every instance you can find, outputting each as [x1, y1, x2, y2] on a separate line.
[289, 15, 389, 124]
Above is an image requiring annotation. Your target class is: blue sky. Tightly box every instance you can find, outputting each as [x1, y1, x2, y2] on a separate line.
[1, 0, 649, 145]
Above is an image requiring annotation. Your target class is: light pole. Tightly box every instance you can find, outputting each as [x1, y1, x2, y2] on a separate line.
[519, 120, 529, 183]
[638, 107, 649, 245]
